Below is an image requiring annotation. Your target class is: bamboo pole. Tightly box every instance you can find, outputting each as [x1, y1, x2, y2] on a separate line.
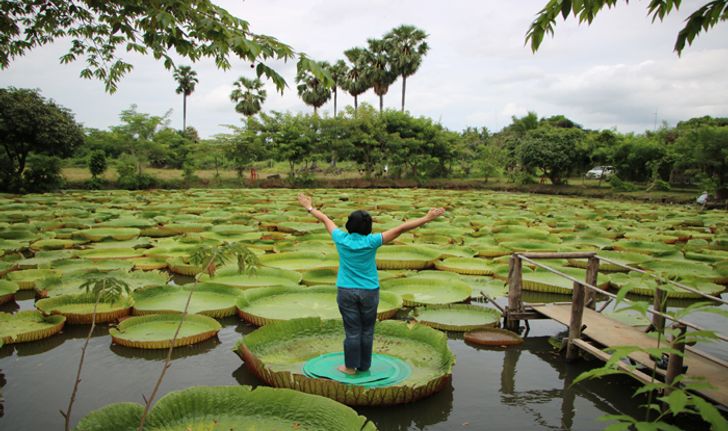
[665, 323, 687, 393]
[585, 256, 599, 310]
[565, 280, 586, 362]
[506, 255, 523, 331]
[652, 287, 666, 334]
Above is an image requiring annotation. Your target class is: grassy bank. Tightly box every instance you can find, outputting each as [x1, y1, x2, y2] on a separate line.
[61, 167, 707, 206]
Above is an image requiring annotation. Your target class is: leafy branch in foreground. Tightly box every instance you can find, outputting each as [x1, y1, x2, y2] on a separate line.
[0, 0, 332, 92]
[526, 0, 728, 55]
[571, 284, 728, 431]
[136, 241, 258, 431]
[61, 274, 131, 431]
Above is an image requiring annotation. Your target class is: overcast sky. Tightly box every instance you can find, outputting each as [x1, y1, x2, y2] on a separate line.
[1, 0, 726, 137]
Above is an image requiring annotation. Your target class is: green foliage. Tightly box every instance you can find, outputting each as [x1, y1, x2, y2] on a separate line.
[22, 154, 64, 193]
[181, 158, 197, 184]
[518, 126, 585, 185]
[296, 60, 332, 114]
[0, 0, 338, 93]
[230, 77, 267, 117]
[672, 122, 728, 198]
[384, 25, 429, 111]
[342, 47, 373, 111]
[526, 0, 728, 55]
[116, 154, 156, 190]
[0, 87, 83, 192]
[611, 135, 667, 182]
[571, 282, 728, 431]
[363, 38, 398, 112]
[608, 175, 638, 192]
[88, 150, 107, 179]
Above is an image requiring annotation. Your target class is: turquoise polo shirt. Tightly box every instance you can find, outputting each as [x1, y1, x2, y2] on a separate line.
[331, 228, 383, 289]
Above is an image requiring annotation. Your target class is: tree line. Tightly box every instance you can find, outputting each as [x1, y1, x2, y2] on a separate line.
[2, 86, 726, 199]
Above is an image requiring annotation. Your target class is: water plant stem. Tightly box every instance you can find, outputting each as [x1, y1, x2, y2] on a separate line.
[137, 251, 218, 430]
[61, 294, 100, 431]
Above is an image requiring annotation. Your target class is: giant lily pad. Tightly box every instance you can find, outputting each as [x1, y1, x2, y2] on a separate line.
[380, 277, 471, 306]
[35, 293, 133, 324]
[235, 318, 454, 406]
[434, 257, 496, 276]
[74, 385, 377, 431]
[521, 266, 590, 294]
[259, 251, 339, 271]
[375, 245, 442, 270]
[413, 304, 501, 331]
[0, 311, 66, 345]
[132, 283, 241, 318]
[236, 285, 402, 326]
[74, 227, 141, 242]
[0, 280, 19, 304]
[608, 272, 724, 299]
[6, 268, 59, 289]
[109, 313, 221, 349]
[198, 266, 302, 289]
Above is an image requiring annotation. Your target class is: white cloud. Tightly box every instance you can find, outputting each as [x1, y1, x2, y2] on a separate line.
[0, 0, 726, 136]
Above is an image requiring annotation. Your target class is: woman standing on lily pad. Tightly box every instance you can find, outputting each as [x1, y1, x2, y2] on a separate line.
[298, 193, 445, 375]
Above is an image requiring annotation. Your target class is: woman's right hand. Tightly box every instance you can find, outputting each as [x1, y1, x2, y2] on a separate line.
[298, 193, 313, 209]
[425, 207, 445, 221]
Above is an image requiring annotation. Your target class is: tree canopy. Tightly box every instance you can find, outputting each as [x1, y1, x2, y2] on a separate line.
[527, 0, 728, 54]
[0, 0, 329, 92]
[0, 87, 83, 191]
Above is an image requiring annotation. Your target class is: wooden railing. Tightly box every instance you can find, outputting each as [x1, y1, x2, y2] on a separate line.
[503, 252, 728, 376]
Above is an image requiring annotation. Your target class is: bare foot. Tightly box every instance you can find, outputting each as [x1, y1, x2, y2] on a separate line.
[337, 365, 357, 375]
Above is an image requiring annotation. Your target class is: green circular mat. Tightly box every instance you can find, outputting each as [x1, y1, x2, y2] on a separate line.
[302, 352, 411, 388]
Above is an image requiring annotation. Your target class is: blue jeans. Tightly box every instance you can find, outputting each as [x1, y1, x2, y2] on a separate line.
[337, 287, 379, 371]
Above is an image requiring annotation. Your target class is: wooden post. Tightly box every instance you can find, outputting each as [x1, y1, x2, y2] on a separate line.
[565, 281, 586, 362]
[652, 287, 666, 333]
[506, 255, 523, 331]
[665, 323, 687, 392]
[585, 256, 599, 310]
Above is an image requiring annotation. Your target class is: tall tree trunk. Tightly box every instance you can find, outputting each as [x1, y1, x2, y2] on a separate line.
[354, 95, 358, 114]
[401, 74, 407, 112]
[379, 94, 383, 113]
[182, 95, 187, 131]
[314, 106, 318, 116]
[333, 88, 338, 117]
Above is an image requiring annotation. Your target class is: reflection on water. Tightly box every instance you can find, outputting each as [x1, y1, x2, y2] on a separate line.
[0, 369, 5, 418]
[357, 380, 454, 431]
[110, 337, 221, 361]
[0, 290, 723, 430]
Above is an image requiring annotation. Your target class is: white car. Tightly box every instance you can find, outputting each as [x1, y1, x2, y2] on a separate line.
[585, 166, 615, 179]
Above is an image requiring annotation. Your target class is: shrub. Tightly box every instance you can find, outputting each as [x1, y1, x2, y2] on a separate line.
[88, 150, 107, 178]
[116, 154, 156, 190]
[608, 175, 637, 192]
[182, 158, 197, 184]
[650, 179, 671, 192]
[22, 154, 64, 193]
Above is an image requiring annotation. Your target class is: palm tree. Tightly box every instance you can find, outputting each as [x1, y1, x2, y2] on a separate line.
[342, 47, 371, 115]
[230, 77, 267, 117]
[362, 38, 397, 113]
[384, 25, 429, 112]
[296, 60, 332, 116]
[173, 66, 198, 130]
[327, 60, 349, 117]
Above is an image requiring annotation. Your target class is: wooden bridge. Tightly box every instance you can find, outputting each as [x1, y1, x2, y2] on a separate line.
[495, 251, 728, 408]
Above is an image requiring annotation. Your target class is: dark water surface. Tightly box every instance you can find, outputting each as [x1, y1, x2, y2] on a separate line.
[0, 290, 721, 430]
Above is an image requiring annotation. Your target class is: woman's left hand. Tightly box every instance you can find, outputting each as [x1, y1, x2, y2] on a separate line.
[298, 193, 313, 209]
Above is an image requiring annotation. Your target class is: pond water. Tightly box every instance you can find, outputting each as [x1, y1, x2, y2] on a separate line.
[1, 289, 721, 430]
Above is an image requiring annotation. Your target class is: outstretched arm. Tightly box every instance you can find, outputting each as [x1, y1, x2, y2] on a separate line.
[298, 193, 337, 234]
[381, 207, 445, 244]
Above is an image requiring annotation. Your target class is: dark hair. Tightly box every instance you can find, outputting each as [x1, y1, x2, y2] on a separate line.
[345, 210, 372, 235]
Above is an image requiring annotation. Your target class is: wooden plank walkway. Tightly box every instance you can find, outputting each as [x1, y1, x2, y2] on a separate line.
[532, 303, 728, 407]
